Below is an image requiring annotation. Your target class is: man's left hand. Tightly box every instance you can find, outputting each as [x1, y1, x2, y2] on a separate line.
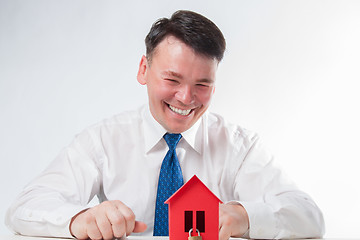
[219, 203, 249, 240]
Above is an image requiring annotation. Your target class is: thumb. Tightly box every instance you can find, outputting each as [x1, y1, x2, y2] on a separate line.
[133, 221, 147, 233]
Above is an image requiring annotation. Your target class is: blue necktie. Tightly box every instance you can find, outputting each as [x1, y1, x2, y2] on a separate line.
[153, 133, 184, 236]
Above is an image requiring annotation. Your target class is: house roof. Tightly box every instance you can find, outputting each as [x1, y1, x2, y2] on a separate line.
[165, 175, 223, 204]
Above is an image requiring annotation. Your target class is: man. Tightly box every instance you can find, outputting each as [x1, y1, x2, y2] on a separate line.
[6, 10, 325, 240]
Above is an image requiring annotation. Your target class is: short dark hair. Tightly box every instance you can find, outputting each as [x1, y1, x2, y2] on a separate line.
[145, 10, 226, 63]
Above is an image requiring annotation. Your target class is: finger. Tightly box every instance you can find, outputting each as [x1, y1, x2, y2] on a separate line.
[106, 207, 126, 238]
[133, 221, 148, 233]
[219, 203, 249, 238]
[219, 228, 231, 240]
[219, 221, 231, 240]
[219, 211, 232, 240]
[219, 204, 226, 218]
[69, 209, 90, 239]
[95, 212, 114, 240]
[114, 201, 136, 235]
[85, 213, 103, 240]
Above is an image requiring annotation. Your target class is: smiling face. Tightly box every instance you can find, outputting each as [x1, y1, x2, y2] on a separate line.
[137, 36, 218, 133]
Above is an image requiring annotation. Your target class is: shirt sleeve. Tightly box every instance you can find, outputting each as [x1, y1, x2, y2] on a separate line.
[233, 135, 325, 239]
[5, 129, 103, 238]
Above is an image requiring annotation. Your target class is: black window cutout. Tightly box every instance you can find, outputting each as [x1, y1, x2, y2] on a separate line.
[196, 211, 205, 232]
[185, 211, 193, 232]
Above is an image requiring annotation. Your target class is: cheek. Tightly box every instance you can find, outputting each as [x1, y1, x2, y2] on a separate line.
[196, 89, 214, 105]
[149, 83, 174, 102]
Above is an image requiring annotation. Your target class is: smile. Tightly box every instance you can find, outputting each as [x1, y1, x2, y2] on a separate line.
[169, 105, 192, 116]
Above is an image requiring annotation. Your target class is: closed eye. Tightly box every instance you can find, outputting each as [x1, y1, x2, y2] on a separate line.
[165, 79, 180, 84]
[196, 84, 209, 87]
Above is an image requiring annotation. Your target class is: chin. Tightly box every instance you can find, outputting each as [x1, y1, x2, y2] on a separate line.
[167, 128, 185, 134]
[166, 124, 189, 134]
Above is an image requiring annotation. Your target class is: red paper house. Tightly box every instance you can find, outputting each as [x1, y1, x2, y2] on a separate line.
[165, 175, 222, 240]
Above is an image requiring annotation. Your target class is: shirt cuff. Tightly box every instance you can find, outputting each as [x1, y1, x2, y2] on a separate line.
[45, 203, 88, 238]
[233, 201, 279, 239]
[13, 203, 88, 238]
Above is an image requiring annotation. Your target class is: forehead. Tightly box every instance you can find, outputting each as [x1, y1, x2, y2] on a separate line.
[151, 35, 218, 64]
[150, 36, 218, 81]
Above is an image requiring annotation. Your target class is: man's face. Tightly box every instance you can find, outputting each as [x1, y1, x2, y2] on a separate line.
[137, 36, 218, 133]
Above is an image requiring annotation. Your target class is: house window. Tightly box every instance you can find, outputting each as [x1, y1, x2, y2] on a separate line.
[185, 211, 193, 232]
[196, 211, 205, 232]
[185, 211, 205, 233]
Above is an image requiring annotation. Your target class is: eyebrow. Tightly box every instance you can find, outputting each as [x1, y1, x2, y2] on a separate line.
[161, 70, 183, 79]
[161, 70, 214, 84]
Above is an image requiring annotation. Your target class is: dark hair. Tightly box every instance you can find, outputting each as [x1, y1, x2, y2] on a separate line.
[145, 10, 226, 63]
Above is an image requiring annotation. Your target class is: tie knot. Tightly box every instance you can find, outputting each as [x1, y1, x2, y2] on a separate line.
[163, 133, 182, 150]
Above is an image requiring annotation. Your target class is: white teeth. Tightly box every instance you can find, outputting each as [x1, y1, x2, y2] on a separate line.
[169, 105, 191, 116]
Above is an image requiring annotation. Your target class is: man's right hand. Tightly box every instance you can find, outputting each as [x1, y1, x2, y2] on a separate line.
[69, 200, 147, 240]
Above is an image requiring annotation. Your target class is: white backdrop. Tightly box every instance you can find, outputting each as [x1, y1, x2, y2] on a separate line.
[1, 0, 359, 238]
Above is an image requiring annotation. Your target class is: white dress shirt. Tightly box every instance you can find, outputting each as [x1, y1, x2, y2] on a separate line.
[5, 105, 325, 239]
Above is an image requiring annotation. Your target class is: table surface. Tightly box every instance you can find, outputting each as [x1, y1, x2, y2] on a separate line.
[0, 235, 356, 240]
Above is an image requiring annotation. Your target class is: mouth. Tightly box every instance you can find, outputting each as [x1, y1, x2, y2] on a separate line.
[168, 104, 192, 116]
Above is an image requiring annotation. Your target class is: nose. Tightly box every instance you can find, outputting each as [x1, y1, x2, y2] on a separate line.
[175, 85, 195, 105]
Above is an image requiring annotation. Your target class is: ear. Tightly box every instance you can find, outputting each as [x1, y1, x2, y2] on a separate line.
[137, 55, 148, 85]
[212, 86, 216, 94]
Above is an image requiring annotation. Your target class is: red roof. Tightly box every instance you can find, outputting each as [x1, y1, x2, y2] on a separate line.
[165, 175, 223, 204]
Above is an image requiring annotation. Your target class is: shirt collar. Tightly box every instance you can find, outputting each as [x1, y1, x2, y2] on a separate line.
[142, 105, 203, 154]
[181, 115, 202, 154]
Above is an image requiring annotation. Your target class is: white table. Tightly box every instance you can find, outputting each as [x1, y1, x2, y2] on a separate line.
[0, 236, 350, 240]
